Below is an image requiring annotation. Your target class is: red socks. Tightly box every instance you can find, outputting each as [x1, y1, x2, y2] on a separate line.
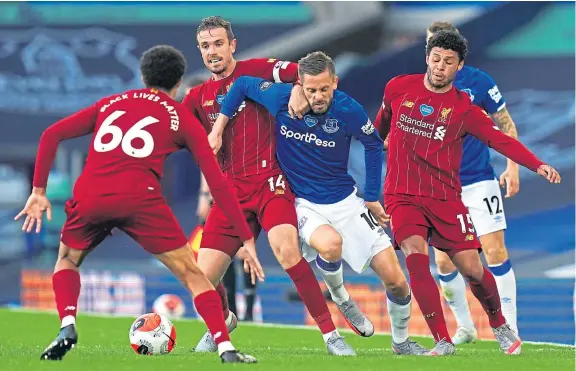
[406, 253, 452, 343]
[194, 290, 231, 345]
[468, 267, 506, 328]
[286, 258, 336, 334]
[215, 281, 231, 319]
[53, 269, 81, 323]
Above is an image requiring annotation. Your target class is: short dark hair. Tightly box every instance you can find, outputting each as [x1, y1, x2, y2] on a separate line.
[298, 51, 336, 79]
[426, 30, 468, 62]
[427, 21, 459, 34]
[140, 45, 187, 91]
[197, 16, 235, 42]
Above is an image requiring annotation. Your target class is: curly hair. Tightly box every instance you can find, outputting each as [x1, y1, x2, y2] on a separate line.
[426, 29, 468, 62]
[140, 45, 187, 91]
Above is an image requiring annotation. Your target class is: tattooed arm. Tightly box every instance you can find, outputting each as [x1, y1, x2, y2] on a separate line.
[492, 107, 518, 139]
[491, 107, 520, 197]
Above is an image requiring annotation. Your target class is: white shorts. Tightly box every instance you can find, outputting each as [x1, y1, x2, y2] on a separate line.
[296, 189, 392, 274]
[462, 179, 507, 237]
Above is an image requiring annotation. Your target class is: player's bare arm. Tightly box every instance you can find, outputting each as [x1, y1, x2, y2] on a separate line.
[492, 107, 518, 139]
[492, 107, 521, 197]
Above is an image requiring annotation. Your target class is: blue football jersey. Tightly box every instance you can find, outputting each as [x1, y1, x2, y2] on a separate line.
[454, 65, 506, 186]
[220, 76, 384, 204]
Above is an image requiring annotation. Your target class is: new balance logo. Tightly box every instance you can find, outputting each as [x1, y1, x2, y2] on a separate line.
[433, 126, 446, 141]
[65, 306, 76, 311]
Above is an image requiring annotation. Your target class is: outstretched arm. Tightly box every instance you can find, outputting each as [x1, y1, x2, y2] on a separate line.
[464, 106, 561, 184]
[17, 104, 98, 233]
[209, 77, 289, 154]
[34, 105, 98, 188]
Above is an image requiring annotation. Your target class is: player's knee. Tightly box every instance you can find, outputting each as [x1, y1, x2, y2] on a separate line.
[435, 251, 457, 275]
[269, 225, 301, 269]
[274, 244, 301, 269]
[399, 235, 428, 256]
[319, 234, 343, 262]
[56, 243, 89, 268]
[459, 264, 484, 284]
[179, 261, 206, 288]
[384, 277, 408, 298]
[481, 232, 508, 265]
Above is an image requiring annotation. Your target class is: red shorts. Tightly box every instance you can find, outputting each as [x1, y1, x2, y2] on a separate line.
[61, 194, 187, 255]
[384, 193, 481, 256]
[201, 170, 297, 257]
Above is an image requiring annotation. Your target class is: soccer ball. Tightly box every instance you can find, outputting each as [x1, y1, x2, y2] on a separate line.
[129, 313, 176, 355]
[152, 294, 186, 319]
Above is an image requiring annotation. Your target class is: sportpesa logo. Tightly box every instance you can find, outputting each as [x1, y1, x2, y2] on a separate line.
[280, 125, 336, 147]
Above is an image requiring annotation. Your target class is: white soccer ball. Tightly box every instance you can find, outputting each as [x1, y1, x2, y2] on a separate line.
[152, 294, 186, 319]
[129, 313, 176, 355]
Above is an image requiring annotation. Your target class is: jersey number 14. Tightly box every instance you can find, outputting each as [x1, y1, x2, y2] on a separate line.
[94, 110, 159, 158]
[267, 175, 286, 192]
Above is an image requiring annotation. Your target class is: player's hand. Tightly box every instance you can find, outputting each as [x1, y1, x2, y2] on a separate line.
[288, 84, 310, 120]
[241, 238, 265, 285]
[207, 131, 222, 155]
[536, 164, 561, 184]
[499, 163, 520, 198]
[383, 134, 390, 151]
[14, 190, 52, 233]
[365, 201, 390, 228]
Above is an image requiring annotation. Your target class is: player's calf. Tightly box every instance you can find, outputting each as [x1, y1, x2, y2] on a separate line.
[309, 226, 369, 337]
[41, 242, 91, 361]
[452, 251, 507, 335]
[371, 248, 427, 353]
[482, 231, 518, 334]
[400, 236, 453, 344]
[156, 245, 248, 359]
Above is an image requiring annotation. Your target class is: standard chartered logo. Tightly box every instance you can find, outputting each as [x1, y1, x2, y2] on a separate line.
[396, 113, 445, 140]
[280, 125, 336, 148]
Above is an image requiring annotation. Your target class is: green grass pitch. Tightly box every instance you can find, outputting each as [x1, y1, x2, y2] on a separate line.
[0, 308, 573, 371]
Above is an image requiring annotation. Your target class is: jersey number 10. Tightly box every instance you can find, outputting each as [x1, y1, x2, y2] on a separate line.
[94, 110, 159, 158]
[360, 210, 379, 230]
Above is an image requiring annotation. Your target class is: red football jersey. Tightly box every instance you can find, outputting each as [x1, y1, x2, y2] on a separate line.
[375, 74, 544, 200]
[182, 58, 298, 178]
[33, 88, 252, 240]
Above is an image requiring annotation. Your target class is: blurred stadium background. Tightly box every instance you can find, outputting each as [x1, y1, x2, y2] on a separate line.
[0, 1, 573, 346]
